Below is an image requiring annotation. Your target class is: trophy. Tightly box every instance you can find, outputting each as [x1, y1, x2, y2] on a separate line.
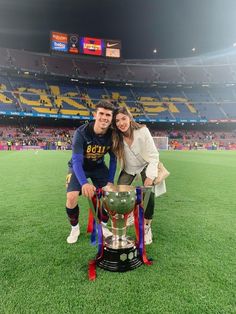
[93, 185, 152, 272]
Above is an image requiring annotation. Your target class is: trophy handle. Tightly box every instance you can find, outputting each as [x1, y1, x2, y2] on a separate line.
[87, 195, 100, 224]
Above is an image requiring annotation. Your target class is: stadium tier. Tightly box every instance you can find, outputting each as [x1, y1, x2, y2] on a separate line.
[1, 47, 236, 124]
[1, 47, 236, 83]
[1, 74, 236, 121]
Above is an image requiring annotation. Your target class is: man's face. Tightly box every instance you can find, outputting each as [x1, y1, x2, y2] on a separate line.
[93, 107, 113, 133]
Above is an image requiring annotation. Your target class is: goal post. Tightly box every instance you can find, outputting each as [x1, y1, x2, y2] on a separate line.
[152, 136, 169, 150]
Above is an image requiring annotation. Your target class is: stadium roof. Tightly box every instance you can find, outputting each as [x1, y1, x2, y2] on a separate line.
[1, 0, 236, 59]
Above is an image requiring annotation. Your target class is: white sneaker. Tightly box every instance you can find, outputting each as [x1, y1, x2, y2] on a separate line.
[102, 223, 112, 238]
[127, 212, 134, 226]
[144, 225, 153, 245]
[67, 224, 80, 244]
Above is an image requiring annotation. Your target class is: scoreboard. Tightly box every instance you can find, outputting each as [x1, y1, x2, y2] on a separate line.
[50, 31, 121, 59]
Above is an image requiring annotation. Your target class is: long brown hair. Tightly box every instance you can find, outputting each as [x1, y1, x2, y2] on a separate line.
[112, 106, 144, 166]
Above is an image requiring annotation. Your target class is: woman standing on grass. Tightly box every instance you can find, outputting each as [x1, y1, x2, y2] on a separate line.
[112, 106, 160, 245]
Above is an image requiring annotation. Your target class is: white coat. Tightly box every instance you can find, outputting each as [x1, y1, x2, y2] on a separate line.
[122, 126, 166, 197]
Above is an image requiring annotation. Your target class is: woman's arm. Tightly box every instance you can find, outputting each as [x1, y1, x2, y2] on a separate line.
[141, 127, 159, 181]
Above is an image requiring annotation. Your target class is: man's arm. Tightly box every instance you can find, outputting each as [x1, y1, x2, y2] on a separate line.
[72, 130, 96, 198]
[72, 153, 88, 186]
[107, 151, 117, 184]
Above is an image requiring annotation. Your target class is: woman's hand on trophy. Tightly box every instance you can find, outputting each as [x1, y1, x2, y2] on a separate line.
[144, 177, 154, 187]
[82, 183, 96, 199]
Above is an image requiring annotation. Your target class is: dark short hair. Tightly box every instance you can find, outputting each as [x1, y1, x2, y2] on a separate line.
[96, 100, 115, 112]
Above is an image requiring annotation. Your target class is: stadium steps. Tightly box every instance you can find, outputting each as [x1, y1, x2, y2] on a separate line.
[218, 105, 229, 118]
[54, 96, 89, 111]
[186, 103, 197, 113]
[33, 108, 58, 114]
[32, 107, 90, 116]
[171, 97, 187, 102]
[128, 105, 142, 115]
[155, 89, 162, 100]
[16, 87, 52, 107]
[19, 94, 52, 107]
[110, 93, 131, 108]
[83, 94, 96, 109]
[63, 92, 79, 97]
[0, 84, 7, 91]
[19, 95, 40, 107]
[49, 85, 60, 96]
[0, 92, 13, 104]
[165, 102, 179, 113]
[142, 105, 167, 113]
[61, 109, 89, 116]
[111, 92, 126, 100]
[103, 87, 111, 98]
[17, 87, 47, 95]
[110, 92, 129, 103]
[139, 97, 168, 113]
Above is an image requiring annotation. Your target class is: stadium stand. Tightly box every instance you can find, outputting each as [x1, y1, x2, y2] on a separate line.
[0, 47, 10, 68]
[2, 75, 236, 121]
[1, 119, 236, 151]
[2, 73, 236, 121]
[44, 55, 77, 77]
[8, 50, 44, 73]
[1, 46, 236, 150]
[1, 47, 236, 84]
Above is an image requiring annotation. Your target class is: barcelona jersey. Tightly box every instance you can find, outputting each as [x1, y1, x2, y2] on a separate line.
[68, 122, 116, 186]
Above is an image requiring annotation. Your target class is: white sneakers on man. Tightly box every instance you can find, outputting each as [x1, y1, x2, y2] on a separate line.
[102, 223, 113, 238]
[67, 222, 151, 243]
[67, 224, 80, 244]
[144, 225, 153, 245]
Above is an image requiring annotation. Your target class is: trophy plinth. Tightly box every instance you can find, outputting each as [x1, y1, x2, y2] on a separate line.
[96, 246, 142, 272]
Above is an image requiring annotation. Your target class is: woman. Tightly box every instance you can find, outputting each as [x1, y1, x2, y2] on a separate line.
[112, 106, 159, 245]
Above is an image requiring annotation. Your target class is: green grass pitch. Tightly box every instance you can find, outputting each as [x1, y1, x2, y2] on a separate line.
[0, 150, 236, 313]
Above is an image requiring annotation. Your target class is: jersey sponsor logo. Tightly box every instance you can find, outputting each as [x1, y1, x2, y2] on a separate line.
[107, 42, 119, 47]
[85, 145, 109, 160]
[106, 48, 120, 58]
[82, 37, 102, 56]
[54, 42, 66, 48]
[51, 32, 68, 43]
[51, 41, 68, 52]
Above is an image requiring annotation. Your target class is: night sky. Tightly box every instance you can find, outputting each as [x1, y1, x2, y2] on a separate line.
[1, 0, 236, 59]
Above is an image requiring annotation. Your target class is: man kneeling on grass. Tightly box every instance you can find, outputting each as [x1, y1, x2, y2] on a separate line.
[65, 101, 117, 243]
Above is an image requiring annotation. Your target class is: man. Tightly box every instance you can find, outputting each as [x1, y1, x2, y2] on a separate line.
[65, 101, 116, 244]
[57, 140, 62, 150]
[7, 140, 12, 150]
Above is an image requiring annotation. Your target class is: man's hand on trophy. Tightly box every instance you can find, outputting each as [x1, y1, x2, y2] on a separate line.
[102, 182, 114, 192]
[82, 183, 96, 199]
[144, 177, 153, 187]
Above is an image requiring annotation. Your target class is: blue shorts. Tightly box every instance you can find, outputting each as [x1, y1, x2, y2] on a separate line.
[66, 166, 109, 193]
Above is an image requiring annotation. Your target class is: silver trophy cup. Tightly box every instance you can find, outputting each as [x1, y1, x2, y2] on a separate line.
[94, 185, 145, 272]
[102, 185, 136, 249]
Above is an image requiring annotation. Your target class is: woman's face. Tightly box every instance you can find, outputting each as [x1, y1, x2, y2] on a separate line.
[115, 113, 131, 134]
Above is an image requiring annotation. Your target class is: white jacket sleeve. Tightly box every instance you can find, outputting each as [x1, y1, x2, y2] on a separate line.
[140, 127, 159, 180]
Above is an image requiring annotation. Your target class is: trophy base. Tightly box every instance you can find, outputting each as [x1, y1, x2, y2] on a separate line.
[105, 235, 134, 249]
[96, 245, 143, 272]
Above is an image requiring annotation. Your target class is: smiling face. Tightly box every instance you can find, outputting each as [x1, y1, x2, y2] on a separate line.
[115, 112, 131, 134]
[93, 107, 113, 134]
